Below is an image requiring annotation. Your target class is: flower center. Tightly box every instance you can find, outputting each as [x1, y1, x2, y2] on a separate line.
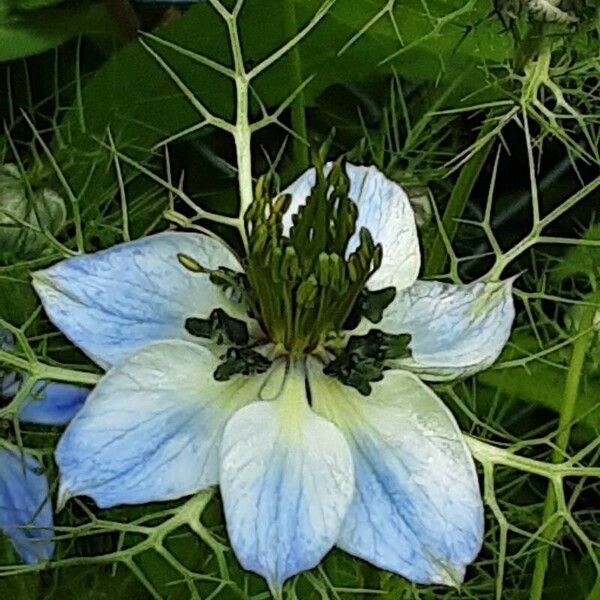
[243, 157, 382, 356]
[180, 157, 413, 393]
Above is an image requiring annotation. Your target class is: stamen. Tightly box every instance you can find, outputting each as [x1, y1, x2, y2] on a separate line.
[243, 153, 384, 356]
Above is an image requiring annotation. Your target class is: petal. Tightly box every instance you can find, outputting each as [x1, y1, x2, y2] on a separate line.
[0, 328, 15, 352]
[1, 372, 18, 397]
[18, 381, 89, 426]
[33, 232, 253, 368]
[309, 364, 483, 586]
[283, 163, 420, 291]
[0, 446, 54, 564]
[219, 365, 354, 593]
[56, 340, 274, 509]
[379, 279, 515, 380]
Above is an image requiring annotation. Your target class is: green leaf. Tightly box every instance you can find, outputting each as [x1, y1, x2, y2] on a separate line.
[56, 0, 512, 211]
[123, 1, 508, 130]
[478, 331, 600, 439]
[7, 0, 65, 10]
[551, 223, 600, 283]
[0, 4, 114, 62]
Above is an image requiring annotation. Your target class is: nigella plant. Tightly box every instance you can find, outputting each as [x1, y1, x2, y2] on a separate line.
[0, 329, 89, 564]
[32, 157, 514, 594]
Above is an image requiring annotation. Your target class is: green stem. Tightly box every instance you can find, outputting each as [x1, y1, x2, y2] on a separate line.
[0, 349, 100, 386]
[425, 120, 494, 277]
[283, 0, 309, 170]
[515, 22, 546, 75]
[528, 303, 596, 600]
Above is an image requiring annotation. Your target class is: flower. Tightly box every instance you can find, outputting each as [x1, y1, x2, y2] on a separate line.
[32, 163, 514, 593]
[0, 329, 89, 564]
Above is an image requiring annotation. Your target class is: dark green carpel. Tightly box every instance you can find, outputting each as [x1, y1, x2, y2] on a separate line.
[209, 267, 253, 307]
[185, 309, 249, 346]
[325, 330, 412, 395]
[213, 347, 272, 381]
[343, 287, 397, 329]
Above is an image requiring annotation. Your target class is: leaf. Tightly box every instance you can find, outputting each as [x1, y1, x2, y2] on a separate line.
[478, 331, 600, 439]
[6, 0, 65, 10]
[56, 0, 512, 211]
[0, 4, 114, 62]
[106, 0, 510, 131]
[551, 223, 600, 283]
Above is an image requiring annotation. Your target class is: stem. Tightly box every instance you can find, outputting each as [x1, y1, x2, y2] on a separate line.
[515, 22, 545, 75]
[0, 349, 100, 389]
[228, 18, 252, 253]
[528, 303, 596, 600]
[282, 0, 309, 170]
[425, 120, 494, 276]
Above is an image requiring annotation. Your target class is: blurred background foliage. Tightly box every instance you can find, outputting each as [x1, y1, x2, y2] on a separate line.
[0, 1, 600, 599]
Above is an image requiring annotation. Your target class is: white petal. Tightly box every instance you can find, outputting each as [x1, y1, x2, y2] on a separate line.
[379, 279, 515, 380]
[56, 340, 274, 508]
[33, 232, 256, 368]
[219, 365, 354, 593]
[283, 163, 420, 291]
[309, 363, 483, 585]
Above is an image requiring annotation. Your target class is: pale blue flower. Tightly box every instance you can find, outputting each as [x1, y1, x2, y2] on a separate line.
[0, 330, 89, 563]
[32, 164, 515, 593]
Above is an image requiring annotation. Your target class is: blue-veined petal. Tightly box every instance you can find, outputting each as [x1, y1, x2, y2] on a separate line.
[283, 163, 420, 292]
[219, 364, 354, 594]
[0, 446, 54, 564]
[378, 279, 515, 380]
[309, 363, 483, 586]
[0, 330, 87, 425]
[18, 381, 89, 426]
[56, 340, 274, 509]
[33, 232, 255, 368]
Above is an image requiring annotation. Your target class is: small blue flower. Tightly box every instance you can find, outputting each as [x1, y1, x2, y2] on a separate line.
[0, 330, 89, 564]
[33, 164, 515, 592]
